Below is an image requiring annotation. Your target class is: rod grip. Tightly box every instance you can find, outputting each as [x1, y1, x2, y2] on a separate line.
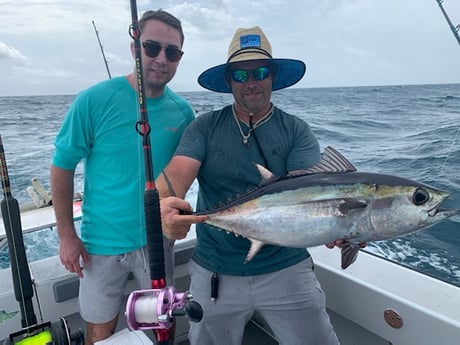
[144, 189, 166, 282]
[1, 195, 37, 327]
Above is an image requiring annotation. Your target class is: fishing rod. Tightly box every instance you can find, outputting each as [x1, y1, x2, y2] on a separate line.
[92, 20, 112, 79]
[435, 0, 460, 46]
[0, 134, 36, 334]
[0, 135, 84, 344]
[124, 2, 202, 344]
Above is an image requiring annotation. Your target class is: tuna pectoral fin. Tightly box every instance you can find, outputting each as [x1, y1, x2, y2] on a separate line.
[245, 239, 265, 263]
[341, 242, 361, 269]
[339, 199, 367, 215]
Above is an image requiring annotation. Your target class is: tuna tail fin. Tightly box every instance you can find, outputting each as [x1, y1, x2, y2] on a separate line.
[341, 242, 361, 269]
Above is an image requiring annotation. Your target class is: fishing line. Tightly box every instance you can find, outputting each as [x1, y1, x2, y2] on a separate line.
[434, 122, 459, 188]
[434, 0, 460, 187]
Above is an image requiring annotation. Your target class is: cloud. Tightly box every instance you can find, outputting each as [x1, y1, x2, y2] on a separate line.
[170, 2, 244, 40]
[0, 41, 27, 61]
[0, 0, 459, 96]
[344, 46, 375, 63]
[104, 51, 132, 66]
[13, 65, 76, 79]
[0, 1, 129, 35]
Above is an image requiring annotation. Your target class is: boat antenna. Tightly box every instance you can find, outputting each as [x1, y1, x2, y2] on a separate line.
[92, 20, 112, 79]
[435, 0, 460, 46]
[124, 2, 202, 344]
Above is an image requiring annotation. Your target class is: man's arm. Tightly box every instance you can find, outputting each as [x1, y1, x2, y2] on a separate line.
[156, 155, 207, 240]
[50, 165, 89, 277]
[50, 165, 76, 231]
[157, 155, 200, 199]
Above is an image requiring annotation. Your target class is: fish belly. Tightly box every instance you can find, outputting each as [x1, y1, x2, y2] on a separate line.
[205, 200, 367, 248]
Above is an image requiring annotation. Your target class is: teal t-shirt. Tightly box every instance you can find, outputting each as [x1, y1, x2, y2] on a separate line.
[175, 105, 320, 275]
[52, 76, 195, 255]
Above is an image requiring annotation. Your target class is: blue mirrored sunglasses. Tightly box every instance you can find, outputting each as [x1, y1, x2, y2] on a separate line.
[229, 66, 271, 83]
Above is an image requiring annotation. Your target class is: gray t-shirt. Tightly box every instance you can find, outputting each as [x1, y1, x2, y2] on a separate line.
[175, 104, 320, 275]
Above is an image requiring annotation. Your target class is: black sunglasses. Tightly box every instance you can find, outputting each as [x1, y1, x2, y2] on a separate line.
[142, 41, 183, 62]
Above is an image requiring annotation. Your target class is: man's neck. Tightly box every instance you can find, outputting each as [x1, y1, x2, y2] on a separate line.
[233, 103, 273, 124]
[126, 73, 165, 98]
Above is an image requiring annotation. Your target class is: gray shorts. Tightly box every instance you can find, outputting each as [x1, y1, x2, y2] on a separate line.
[188, 257, 339, 345]
[79, 239, 174, 323]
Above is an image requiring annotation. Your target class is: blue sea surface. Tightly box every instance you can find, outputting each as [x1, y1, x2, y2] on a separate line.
[0, 83, 459, 285]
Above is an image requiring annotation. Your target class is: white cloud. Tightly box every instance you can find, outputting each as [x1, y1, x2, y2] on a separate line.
[0, 0, 459, 96]
[0, 1, 129, 35]
[104, 52, 132, 66]
[0, 41, 27, 61]
[14, 65, 76, 79]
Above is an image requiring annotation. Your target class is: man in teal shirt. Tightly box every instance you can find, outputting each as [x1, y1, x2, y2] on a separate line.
[50, 10, 194, 345]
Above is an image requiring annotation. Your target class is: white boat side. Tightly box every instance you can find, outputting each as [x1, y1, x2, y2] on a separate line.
[0, 201, 82, 241]
[309, 246, 460, 344]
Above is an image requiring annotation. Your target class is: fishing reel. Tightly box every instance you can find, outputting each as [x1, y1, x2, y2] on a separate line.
[4, 318, 84, 345]
[125, 286, 202, 331]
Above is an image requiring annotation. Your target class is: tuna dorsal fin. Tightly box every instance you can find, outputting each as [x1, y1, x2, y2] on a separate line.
[254, 146, 355, 183]
[304, 146, 357, 174]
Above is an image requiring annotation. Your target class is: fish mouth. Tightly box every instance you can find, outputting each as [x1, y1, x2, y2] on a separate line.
[428, 191, 451, 217]
[429, 207, 460, 220]
[428, 204, 441, 217]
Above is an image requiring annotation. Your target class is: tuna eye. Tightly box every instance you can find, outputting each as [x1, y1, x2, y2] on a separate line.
[412, 188, 430, 205]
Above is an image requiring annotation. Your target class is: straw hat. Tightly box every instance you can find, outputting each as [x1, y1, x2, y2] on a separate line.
[198, 26, 306, 93]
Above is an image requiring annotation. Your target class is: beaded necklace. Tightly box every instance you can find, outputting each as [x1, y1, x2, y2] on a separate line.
[232, 103, 274, 145]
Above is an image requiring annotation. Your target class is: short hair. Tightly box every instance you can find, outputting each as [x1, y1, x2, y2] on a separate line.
[139, 9, 185, 46]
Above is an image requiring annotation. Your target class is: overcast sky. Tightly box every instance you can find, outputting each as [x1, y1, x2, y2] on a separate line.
[1, 0, 459, 96]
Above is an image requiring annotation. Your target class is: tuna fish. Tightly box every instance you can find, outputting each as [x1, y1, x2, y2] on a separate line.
[195, 147, 459, 269]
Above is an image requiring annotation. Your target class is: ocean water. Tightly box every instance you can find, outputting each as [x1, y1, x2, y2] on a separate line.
[0, 83, 459, 286]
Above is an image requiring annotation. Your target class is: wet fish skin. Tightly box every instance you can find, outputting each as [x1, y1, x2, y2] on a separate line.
[196, 147, 459, 269]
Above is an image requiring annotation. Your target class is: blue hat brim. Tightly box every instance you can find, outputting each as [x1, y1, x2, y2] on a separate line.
[197, 58, 306, 93]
